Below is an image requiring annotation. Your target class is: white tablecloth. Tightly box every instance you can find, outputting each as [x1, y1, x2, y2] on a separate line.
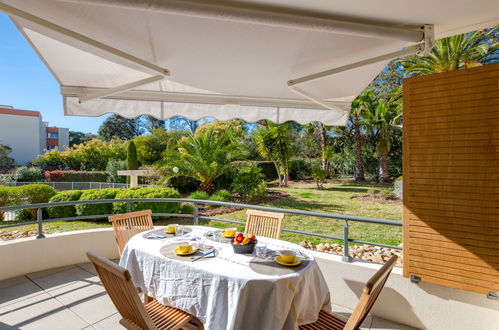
[120, 226, 331, 330]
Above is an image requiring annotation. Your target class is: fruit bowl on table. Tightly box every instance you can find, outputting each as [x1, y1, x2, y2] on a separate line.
[231, 233, 257, 254]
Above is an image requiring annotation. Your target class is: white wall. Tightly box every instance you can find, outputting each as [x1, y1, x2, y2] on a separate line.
[0, 229, 119, 280]
[313, 251, 499, 330]
[0, 114, 41, 164]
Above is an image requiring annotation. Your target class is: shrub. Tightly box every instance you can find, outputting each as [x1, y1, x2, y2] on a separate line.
[166, 175, 200, 194]
[311, 165, 328, 189]
[14, 166, 42, 182]
[288, 157, 312, 180]
[209, 190, 233, 202]
[380, 190, 396, 199]
[231, 165, 267, 201]
[15, 209, 32, 221]
[16, 184, 57, 204]
[0, 185, 13, 221]
[47, 190, 84, 219]
[14, 184, 57, 219]
[44, 170, 108, 182]
[257, 162, 278, 180]
[188, 190, 209, 200]
[75, 188, 120, 217]
[180, 203, 194, 214]
[112, 187, 181, 215]
[106, 160, 127, 183]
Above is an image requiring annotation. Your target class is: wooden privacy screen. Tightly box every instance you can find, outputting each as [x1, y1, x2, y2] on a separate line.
[403, 63, 499, 295]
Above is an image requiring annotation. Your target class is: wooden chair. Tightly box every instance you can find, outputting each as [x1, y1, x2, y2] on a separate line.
[245, 209, 285, 240]
[300, 255, 398, 330]
[87, 251, 203, 330]
[109, 209, 154, 255]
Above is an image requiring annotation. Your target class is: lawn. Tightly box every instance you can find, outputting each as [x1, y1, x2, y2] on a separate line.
[1, 182, 402, 246]
[206, 182, 402, 246]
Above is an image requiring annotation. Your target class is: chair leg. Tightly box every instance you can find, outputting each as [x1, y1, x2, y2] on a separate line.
[143, 294, 153, 304]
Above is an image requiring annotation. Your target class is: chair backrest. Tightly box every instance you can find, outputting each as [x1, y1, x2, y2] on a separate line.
[245, 210, 285, 240]
[109, 209, 154, 255]
[344, 255, 398, 330]
[86, 251, 157, 330]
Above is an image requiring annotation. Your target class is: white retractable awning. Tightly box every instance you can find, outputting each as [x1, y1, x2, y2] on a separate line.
[1, 0, 498, 125]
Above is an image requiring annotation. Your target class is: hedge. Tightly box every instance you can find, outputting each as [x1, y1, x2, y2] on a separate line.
[1, 184, 57, 220]
[112, 187, 181, 215]
[44, 170, 108, 182]
[75, 188, 120, 218]
[47, 190, 84, 219]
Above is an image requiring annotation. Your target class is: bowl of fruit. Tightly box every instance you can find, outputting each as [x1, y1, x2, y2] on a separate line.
[231, 232, 257, 254]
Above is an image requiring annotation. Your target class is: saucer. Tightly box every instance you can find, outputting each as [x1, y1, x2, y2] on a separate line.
[174, 247, 198, 256]
[275, 256, 301, 266]
[222, 233, 235, 238]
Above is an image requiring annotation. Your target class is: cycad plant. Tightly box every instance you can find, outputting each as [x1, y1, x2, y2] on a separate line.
[158, 128, 238, 194]
[400, 27, 498, 75]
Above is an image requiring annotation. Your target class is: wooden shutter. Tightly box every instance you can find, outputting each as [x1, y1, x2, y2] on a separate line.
[403, 63, 499, 295]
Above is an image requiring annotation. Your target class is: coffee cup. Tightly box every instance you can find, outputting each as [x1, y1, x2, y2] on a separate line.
[165, 224, 178, 234]
[178, 242, 193, 254]
[280, 250, 297, 264]
[224, 227, 237, 237]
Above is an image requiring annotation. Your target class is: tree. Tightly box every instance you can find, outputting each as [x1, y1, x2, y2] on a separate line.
[69, 131, 97, 147]
[98, 115, 142, 141]
[253, 122, 294, 187]
[400, 27, 499, 75]
[166, 116, 200, 132]
[363, 98, 402, 183]
[350, 89, 376, 181]
[133, 129, 183, 165]
[0, 144, 15, 171]
[143, 116, 166, 134]
[303, 122, 331, 171]
[157, 128, 238, 194]
[127, 141, 138, 172]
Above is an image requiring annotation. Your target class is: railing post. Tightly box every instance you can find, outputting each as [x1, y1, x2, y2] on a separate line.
[342, 220, 352, 262]
[36, 208, 45, 239]
[126, 201, 131, 213]
[193, 203, 199, 226]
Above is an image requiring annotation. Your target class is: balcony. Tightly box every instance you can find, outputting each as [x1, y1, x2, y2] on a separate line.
[1, 199, 497, 330]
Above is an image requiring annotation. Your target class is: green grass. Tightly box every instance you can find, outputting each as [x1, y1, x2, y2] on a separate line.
[1, 182, 402, 246]
[208, 182, 402, 246]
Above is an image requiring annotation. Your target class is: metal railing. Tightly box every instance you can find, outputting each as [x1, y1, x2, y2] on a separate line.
[0, 198, 402, 262]
[1, 182, 157, 190]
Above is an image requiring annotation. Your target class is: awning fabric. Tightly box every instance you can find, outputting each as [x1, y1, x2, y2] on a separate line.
[1, 0, 498, 125]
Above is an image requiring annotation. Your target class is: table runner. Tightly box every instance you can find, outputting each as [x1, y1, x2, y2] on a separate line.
[120, 226, 331, 330]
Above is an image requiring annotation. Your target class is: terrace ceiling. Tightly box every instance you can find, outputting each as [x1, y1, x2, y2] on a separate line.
[1, 0, 498, 125]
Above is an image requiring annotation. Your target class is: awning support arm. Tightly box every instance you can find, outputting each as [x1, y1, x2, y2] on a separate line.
[0, 2, 170, 77]
[78, 75, 164, 103]
[288, 25, 433, 108]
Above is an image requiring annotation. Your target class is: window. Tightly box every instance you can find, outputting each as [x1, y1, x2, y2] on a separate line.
[47, 132, 59, 138]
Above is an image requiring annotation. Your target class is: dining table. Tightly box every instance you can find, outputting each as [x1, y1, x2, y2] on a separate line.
[119, 226, 331, 330]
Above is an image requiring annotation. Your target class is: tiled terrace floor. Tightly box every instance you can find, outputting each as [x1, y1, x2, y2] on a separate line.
[0, 264, 416, 330]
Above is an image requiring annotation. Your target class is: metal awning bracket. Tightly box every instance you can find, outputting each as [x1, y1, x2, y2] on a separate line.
[415, 24, 434, 56]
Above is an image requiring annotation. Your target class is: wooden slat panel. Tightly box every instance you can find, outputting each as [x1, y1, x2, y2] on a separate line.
[403, 63, 499, 295]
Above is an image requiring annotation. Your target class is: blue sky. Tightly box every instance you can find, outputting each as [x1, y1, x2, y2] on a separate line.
[0, 14, 108, 134]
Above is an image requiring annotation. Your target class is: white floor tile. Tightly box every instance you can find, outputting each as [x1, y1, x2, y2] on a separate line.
[0, 292, 88, 330]
[0, 276, 44, 308]
[371, 316, 418, 330]
[27, 266, 95, 292]
[92, 313, 125, 330]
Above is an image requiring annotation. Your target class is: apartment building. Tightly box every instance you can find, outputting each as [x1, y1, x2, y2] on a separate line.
[0, 105, 69, 164]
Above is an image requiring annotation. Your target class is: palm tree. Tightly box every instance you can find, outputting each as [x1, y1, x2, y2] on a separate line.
[158, 128, 238, 194]
[304, 122, 331, 171]
[350, 89, 376, 181]
[363, 98, 402, 183]
[400, 27, 498, 75]
[254, 123, 294, 187]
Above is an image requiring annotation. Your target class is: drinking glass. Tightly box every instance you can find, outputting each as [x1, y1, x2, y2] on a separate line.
[255, 243, 267, 258]
[175, 225, 184, 237]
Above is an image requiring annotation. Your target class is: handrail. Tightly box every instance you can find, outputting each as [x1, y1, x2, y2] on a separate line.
[0, 198, 402, 262]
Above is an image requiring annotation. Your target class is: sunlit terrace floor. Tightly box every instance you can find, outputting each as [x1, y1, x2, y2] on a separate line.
[0, 263, 416, 330]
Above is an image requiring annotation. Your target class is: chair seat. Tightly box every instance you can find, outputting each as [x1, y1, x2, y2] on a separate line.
[300, 310, 358, 330]
[144, 299, 193, 330]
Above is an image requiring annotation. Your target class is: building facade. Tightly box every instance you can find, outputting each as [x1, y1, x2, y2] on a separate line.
[0, 105, 69, 164]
